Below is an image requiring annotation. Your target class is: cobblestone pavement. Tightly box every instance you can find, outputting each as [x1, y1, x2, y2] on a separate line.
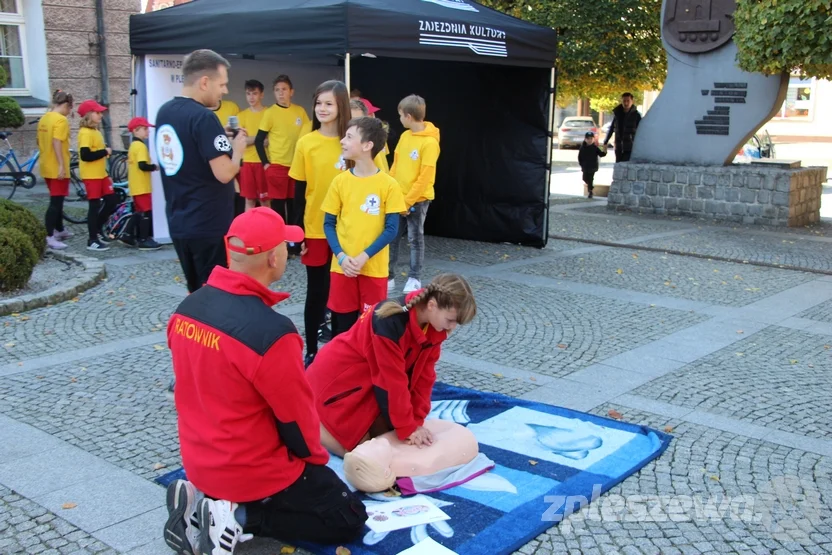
[3, 193, 832, 554]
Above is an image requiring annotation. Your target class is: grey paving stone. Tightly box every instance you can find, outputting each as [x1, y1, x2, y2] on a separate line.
[634, 326, 832, 439]
[549, 210, 696, 242]
[91, 507, 167, 552]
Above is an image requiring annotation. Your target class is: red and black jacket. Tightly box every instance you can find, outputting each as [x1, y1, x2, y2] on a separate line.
[168, 267, 328, 503]
[306, 291, 448, 451]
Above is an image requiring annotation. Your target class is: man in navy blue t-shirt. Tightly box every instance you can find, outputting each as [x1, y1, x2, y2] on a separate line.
[155, 49, 247, 293]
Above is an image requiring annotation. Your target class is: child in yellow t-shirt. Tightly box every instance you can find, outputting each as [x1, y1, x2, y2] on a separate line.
[288, 80, 349, 367]
[388, 94, 440, 295]
[213, 98, 240, 128]
[321, 117, 406, 337]
[255, 75, 312, 225]
[77, 99, 115, 252]
[125, 117, 161, 251]
[38, 90, 74, 250]
[237, 79, 268, 211]
[349, 99, 390, 173]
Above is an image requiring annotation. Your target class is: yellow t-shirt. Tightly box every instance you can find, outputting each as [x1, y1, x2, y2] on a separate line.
[127, 139, 152, 196]
[321, 169, 406, 278]
[374, 146, 390, 174]
[213, 100, 240, 127]
[237, 107, 267, 163]
[289, 131, 345, 239]
[36, 111, 70, 180]
[77, 127, 108, 180]
[259, 103, 312, 166]
[392, 123, 441, 206]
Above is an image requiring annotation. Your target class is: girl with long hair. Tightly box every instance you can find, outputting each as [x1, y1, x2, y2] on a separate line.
[38, 90, 74, 250]
[306, 273, 477, 457]
[288, 80, 352, 366]
[76, 99, 116, 251]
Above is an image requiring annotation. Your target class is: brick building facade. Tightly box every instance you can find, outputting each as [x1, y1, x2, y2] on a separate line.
[0, 0, 138, 159]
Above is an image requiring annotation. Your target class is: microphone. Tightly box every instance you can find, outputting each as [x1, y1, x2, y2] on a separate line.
[227, 115, 240, 137]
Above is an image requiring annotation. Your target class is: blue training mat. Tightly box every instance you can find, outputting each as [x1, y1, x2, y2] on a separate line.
[157, 383, 672, 555]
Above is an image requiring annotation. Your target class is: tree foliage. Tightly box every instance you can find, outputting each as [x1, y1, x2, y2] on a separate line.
[0, 67, 24, 129]
[734, 0, 832, 80]
[479, 0, 666, 101]
[590, 91, 644, 114]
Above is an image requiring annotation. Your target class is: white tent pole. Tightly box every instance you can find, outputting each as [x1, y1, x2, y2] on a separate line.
[345, 52, 351, 91]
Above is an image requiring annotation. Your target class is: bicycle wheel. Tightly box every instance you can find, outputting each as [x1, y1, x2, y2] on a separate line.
[62, 204, 88, 224]
[0, 162, 19, 199]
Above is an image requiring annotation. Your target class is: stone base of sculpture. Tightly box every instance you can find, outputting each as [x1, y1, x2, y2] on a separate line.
[607, 163, 827, 227]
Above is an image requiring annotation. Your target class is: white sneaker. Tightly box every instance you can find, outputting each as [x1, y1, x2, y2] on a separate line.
[46, 236, 68, 250]
[403, 277, 422, 293]
[197, 498, 252, 555]
[164, 479, 202, 555]
[86, 240, 109, 252]
[387, 278, 396, 295]
[54, 230, 73, 240]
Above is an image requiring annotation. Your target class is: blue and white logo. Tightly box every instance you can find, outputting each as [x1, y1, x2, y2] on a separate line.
[422, 0, 478, 12]
[156, 124, 184, 176]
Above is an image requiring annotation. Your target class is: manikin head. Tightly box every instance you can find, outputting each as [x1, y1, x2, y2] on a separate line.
[344, 437, 396, 492]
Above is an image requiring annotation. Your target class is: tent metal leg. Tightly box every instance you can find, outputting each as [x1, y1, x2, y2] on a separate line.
[345, 52, 351, 92]
[543, 66, 557, 246]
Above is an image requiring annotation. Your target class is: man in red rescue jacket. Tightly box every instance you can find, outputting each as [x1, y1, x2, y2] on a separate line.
[163, 207, 367, 555]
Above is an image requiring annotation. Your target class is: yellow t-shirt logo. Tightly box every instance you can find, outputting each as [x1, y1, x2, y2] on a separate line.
[410, 149, 419, 161]
[360, 194, 381, 215]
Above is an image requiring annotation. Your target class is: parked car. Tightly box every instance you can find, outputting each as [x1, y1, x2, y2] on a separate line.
[558, 117, 598, 148]
[734, 130, 775, 163]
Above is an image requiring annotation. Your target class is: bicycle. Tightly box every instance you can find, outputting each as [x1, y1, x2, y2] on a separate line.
[0, 121, 40, 199]
[63, 150, 130, 224]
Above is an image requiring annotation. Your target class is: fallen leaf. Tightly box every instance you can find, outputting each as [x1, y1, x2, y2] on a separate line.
[734, 275, 743, 281]
[808, 364, 814, 369]
[608, 409, 623, 420]
[449, 255, 456, 261]
[713, 269, 719, 273]
[529, 460, 538, 466]
[616, 268, 623, 274]
[4, 342, 14, 348]
[789, 359, 799, 365]
[663, 426, 674, 433]
[710, 475, 720, 482]
[153, 462, 167, 470]
[19, 316, 29, 321]
[492, 373, 504, 379]
[745, 288, 761, 292]
[649, 304, 656, 307]
[173, 276, 182, 282]
[280, 547, 296, 554]
[36, 376, 44, 379]
[736, 352, 744, 357]
[71, 297, 79, 302]
[664, 280, 672, 286]
[10, 312, 19, 316]
[737, 330, 744, 334]
[70, 378, 77, 383]
[61, 502, 77, 510]
[115, 302, 125, 307]
[556, 343, 568, 349]
[825, 345, 831, 350]
[153, 344, 167, 351]
[632, 253, 638, 259]
[106, 290, 115, 294]
[335, 547, 351, 555]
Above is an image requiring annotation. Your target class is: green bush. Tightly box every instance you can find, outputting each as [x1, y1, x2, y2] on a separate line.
[0, 226, 37, 291]
[0, 201, 46, 257]
[0, 67, 24, 129]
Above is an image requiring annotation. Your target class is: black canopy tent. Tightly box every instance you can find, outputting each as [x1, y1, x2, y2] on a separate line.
[130, 0, 557, 246]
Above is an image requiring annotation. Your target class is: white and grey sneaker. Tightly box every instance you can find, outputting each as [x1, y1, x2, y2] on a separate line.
[46, 236, 68, 250]
[403, 277, 422, 293]
[197, 498, 251, 555]
[97, 234, 112, 245]
[163, 479, 202, 555]
[86, 240, 109, 252]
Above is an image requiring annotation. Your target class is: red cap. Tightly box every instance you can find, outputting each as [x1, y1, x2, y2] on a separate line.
[360, 98, 381, 114]
[225, 207, 304, 255]
[127, 117, 155, 132]
[77, 99, 108, 117]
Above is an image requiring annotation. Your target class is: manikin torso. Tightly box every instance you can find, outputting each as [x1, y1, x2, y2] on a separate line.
[343, 419, 478, 492]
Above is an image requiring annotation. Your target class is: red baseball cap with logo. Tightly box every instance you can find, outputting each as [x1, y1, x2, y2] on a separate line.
[225, 207, 304, 255]
[127, 117, 155, 132]
[77, 99, 108, 117]
[360, 98, 381, 114]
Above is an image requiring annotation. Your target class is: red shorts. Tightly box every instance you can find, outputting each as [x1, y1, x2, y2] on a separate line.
[265, 164, 295, 200]
[328, 272, 388, 314]
[45, 178, 70, 197]
[84, 177, 114, 200]
[133, 193, 152, 213]
[302, 238, 331, 267]
[239, 162, 268, 201]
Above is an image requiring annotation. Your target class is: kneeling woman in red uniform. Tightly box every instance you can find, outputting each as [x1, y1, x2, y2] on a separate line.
[307, 273, 477, 457]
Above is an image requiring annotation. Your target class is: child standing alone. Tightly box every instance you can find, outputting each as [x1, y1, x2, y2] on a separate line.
[387, 95, 440, 294]
[578, 131, 607, 199]
[77, 99, 116, 251]
[125, 117, 161, 251]
[321, 117, 406, 337]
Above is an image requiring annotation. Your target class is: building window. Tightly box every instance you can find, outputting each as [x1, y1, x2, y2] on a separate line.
[0, 0, 27, 92]
[776, 76, 814, 119]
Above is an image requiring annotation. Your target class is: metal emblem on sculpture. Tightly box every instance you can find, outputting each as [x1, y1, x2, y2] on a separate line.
[663, 0, 737, 54]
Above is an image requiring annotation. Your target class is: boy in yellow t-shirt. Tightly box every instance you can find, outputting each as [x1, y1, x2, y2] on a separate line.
[321, 117, 405, 337]
[237, 79, 268, 211]
[125, 117, 161, 251]
[213, 98, 240, 128]
[387, 94, 440, 295]
[349, 99, 390, 173]
[77, 99, 115, 252]
[255, 75, 311, 225]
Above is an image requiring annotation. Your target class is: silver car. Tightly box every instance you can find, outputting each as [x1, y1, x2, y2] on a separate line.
[558, 117, 598, 149]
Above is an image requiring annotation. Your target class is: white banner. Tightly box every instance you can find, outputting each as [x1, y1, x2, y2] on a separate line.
[145, 54, 185, 243]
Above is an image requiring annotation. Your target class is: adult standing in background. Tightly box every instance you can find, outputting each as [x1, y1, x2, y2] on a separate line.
[603, 92, 642, 163]
[155, 49, 247, 294]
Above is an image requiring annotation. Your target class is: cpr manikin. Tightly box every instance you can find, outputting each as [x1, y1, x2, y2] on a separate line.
[343, 419, 478, 492]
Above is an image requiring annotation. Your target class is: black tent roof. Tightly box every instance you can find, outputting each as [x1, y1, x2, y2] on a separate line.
[130, 0, 557, 68]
